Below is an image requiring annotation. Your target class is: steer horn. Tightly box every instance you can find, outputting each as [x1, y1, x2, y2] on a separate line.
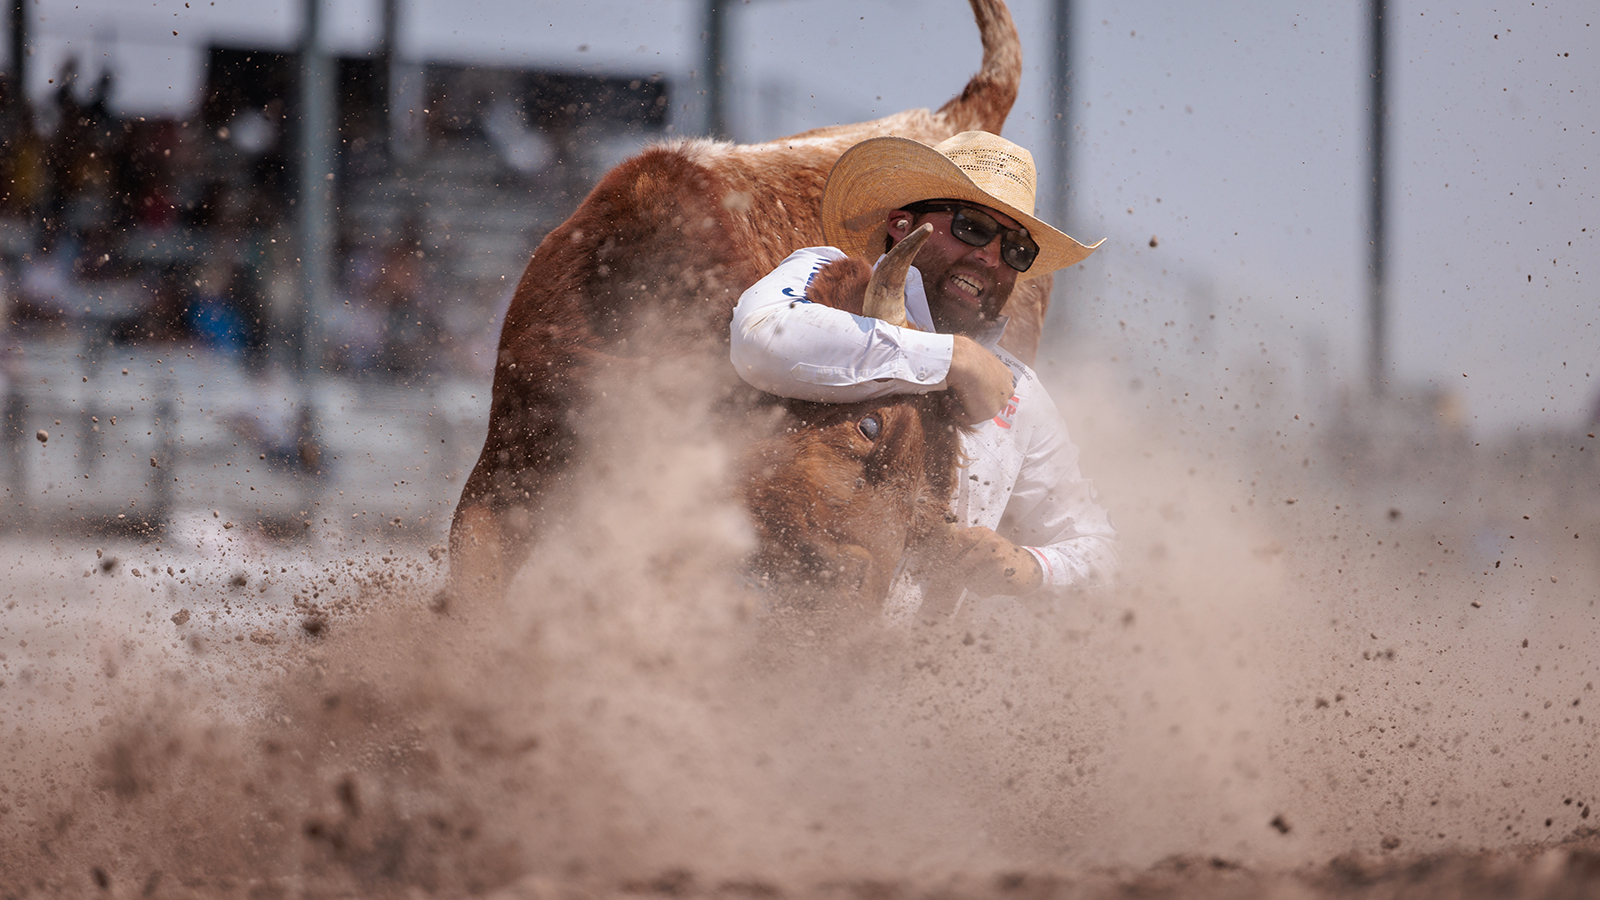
[861, 223, 934, 329]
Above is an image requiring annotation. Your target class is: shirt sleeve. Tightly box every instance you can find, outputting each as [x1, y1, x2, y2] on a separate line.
[996, 370, 1118, 589]
[729, 247, 957, 403]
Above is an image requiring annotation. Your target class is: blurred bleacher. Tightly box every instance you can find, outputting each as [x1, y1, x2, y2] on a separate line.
[0, 52, 672, 545]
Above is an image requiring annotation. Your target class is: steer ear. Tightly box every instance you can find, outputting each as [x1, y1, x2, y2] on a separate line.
[861, 222, 932, 329]
[804, 257, 872, 316]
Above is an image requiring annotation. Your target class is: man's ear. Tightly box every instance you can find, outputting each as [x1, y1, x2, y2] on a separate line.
[884, 210, 916, 243]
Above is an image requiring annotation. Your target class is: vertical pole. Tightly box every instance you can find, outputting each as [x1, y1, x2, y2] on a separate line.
[1366, 0, 1388, 396]
[1050, 0, 1074, 233]
[8, 0, 25, 103]
[2, 384, 22, 510]
[294, 0, 332, 494]
[296, 0, 333, 379]
[380, 0, 397, 159]
[4, 2, 30, 512]
[150, 377, 175, 523]
[382, 0, 423, 163]
[703, 0, 727, 139]
[1048, 0, 1077, 343]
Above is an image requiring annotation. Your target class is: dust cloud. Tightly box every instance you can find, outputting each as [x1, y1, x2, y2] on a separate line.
[2, 352, 1597, 898]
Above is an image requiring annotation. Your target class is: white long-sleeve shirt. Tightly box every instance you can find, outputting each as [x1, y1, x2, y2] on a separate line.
[731, 247, 1116, 617]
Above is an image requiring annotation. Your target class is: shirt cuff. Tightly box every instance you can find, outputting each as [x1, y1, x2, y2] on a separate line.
[1022, 546, 1053, 585]
[788, 326, 954, 390]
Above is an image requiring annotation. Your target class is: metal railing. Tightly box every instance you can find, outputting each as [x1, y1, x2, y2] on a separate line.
[1, 336, 489, 545]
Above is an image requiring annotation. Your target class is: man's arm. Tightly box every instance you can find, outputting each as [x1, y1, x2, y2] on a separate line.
[929, 525, 1046, 596]
[996, 379, 1118, 589]
[730, 248, 1013, 423]
[946, 475, 1114, 596]
[931, 359, 1116, 596]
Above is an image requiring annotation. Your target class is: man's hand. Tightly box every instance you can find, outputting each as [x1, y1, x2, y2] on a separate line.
[931, 525, 1043, 597]
[946, 336, 1013, 425]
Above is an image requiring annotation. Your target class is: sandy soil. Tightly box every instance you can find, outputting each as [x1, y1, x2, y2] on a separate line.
[2, 361, 1597, 898]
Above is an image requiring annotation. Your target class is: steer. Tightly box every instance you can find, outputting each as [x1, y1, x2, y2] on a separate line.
[449, 0, 1048, 603]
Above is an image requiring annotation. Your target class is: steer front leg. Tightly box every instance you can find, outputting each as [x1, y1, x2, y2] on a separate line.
[446, 497, 507, 607]
[445, 342, 582, 609]
[446, 446, 569, 611]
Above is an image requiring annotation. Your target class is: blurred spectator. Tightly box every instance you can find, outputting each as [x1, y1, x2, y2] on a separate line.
[15, 227, 80, 325]
[186, 257, 250, 353]
[0, 77, 47, 216]
[114, 118, 184, 229]
[326, 234, 387, 373]
[1, 52, 527, 384]
[108, 267, 189, 344]
[197, 180, 274, 368]
[43, 59, 116, 241]
[74, 223, 130, 282]
[242, 99, 293, 227]
[370, 223, 435, 379]
[323, 215, 439, 381]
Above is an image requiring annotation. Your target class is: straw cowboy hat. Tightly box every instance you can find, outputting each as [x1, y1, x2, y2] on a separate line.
[821, 131, 1101, 280]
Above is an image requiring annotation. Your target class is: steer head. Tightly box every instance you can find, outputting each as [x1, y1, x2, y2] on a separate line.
[742, 226, 966, 620]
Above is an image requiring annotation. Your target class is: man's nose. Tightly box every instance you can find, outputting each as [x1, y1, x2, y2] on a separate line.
[970, 233, 1004, 267]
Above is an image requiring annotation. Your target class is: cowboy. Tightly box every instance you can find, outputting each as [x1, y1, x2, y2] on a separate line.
[730, 131, 1116, 622]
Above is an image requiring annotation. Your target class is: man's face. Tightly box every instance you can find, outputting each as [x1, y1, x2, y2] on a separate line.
[886, 202, 1024, 336]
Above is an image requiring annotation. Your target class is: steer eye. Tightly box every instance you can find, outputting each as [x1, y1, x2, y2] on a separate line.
[857, 414, 882, 441]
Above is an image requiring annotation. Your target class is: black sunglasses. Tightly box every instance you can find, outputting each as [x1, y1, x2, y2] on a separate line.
[902, 200, 1039, 273]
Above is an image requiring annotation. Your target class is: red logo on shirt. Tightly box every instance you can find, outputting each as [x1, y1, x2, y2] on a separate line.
[992, 395, 1019, 429]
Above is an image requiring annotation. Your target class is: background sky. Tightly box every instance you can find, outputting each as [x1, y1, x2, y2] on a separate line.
[15, 0, 1599, 435]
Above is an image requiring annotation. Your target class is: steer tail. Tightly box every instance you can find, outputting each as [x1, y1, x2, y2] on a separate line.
[933, 0, 1022, 135]
[772, 0, 1022, 147]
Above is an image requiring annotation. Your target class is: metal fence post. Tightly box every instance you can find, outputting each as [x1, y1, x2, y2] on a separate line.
[150, 374, 176, 524]
[2, 382, 23, 512]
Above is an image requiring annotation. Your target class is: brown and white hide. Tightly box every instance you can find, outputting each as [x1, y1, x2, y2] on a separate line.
[449, 0, 1047, 604]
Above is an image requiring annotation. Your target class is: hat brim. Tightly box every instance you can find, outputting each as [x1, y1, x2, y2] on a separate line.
[821, 136, 1102, 280]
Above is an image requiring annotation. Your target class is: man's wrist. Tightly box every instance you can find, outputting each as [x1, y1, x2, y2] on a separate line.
[1015, 546, 1047, 592]
[919, 331, 957, 389]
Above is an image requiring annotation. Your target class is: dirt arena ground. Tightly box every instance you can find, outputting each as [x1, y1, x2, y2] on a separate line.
[2, 361, 1597, 899]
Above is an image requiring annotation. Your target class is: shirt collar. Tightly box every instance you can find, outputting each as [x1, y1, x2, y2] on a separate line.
[970, 316, 1010, 349]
